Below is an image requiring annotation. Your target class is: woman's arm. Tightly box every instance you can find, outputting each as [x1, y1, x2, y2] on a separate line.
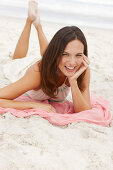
[68, 57, 91, 113]
[0, 99, 37, 110]
[0, 64, 56, 112]
[70, 70, 91, 113]
[0, 99, 56, 112]
[0, 65, 40, 100]
[0, 65, 40, 109]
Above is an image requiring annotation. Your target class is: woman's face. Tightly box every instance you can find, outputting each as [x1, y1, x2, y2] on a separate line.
[58, 39, 84, 77]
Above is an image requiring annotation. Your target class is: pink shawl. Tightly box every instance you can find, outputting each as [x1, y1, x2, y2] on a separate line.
[0, 94, 112, 126]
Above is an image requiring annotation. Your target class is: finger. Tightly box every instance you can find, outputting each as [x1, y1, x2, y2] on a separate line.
[83, 55, 89, 61]
[82, 60, 89, 68]
[82, 56, 90, 65]
[83, 56, 90, 65]
[75, 66, 86, 78]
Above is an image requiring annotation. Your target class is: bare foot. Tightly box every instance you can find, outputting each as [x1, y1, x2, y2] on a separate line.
[28, 0, 40, 27]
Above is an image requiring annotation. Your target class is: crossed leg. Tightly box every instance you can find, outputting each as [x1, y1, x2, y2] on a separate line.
[12, 0, 49, 60]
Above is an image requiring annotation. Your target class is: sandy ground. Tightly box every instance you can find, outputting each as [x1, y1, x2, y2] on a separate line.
[0, 16, 113, 170]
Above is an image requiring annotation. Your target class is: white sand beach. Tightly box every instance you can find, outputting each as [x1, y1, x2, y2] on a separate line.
[0, 16, 113, 170]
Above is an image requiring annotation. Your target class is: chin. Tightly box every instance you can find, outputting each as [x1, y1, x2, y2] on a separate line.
[62, 71, 75, 78]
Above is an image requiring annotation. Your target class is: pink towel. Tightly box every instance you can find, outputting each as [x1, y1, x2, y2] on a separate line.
[0, 94, 112, 126]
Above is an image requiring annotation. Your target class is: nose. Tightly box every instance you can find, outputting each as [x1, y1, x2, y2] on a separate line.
[70, 56, 83, 66]
[69, 56, 77, 66]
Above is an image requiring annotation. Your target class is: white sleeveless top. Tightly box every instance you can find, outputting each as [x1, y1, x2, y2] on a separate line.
[25, 78, 70, 102]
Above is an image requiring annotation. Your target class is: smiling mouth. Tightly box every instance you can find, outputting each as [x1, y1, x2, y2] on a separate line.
[65, 66, 77, 72]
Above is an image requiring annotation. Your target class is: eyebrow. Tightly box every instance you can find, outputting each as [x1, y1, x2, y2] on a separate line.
[63, 51, 83, 55]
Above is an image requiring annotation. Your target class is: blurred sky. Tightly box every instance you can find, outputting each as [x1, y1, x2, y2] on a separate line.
[0, 0, 113, 28]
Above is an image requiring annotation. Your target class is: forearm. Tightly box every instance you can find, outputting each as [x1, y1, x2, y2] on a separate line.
[70, 81, 91, 113]
[35, 23, 49, 56]
[0, 99, 39, 110]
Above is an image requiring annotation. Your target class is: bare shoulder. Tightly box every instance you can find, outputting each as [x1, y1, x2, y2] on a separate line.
[0, 62, 41, 100]
[25, 61, 41, 89]
[27, 61, 40, 72]
[26, 62, 41, 80]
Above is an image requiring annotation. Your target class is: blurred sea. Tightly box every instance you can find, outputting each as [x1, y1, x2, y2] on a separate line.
[0, 0, 113, 29]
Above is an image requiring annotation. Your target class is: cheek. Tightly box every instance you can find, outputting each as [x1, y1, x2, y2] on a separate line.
[59, 58, 66, 66]
[76, 58, 83, 65]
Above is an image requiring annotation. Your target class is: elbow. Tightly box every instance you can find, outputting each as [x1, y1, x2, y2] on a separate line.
[86, 103, 92, 110]
[88, 103, 92, 110]
[74, 105, 92, 113]
[82, 102, 92, 111]
[84, 105, 92, 111]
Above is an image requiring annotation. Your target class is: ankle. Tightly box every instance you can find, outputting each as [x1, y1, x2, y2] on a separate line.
[26, 17, 33, 25]
[33, 18, 41, 29]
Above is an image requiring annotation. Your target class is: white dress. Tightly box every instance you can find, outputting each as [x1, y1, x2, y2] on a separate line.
[25, 78, 70, 102]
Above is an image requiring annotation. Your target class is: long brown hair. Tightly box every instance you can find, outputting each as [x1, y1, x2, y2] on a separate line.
[39, 26, 88, 98]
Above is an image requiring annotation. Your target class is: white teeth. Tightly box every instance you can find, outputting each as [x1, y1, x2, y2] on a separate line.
[65, 66, 75, 70]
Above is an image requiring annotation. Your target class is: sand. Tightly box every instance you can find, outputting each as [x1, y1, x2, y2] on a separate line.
[0, 16, 113, 170]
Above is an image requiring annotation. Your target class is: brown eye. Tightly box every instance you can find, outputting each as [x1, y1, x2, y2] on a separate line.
[62, 53, 69, 56]
[76, 55, 82, 57]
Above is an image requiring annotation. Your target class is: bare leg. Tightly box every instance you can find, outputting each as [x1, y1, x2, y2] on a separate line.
[35, 23, 49, 56]
[12, 18, 32, 59]
[29, 0, 49, 56]
[13, 0, 49, 60]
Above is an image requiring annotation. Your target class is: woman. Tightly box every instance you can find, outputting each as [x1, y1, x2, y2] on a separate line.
[0, 1, 91, 113]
